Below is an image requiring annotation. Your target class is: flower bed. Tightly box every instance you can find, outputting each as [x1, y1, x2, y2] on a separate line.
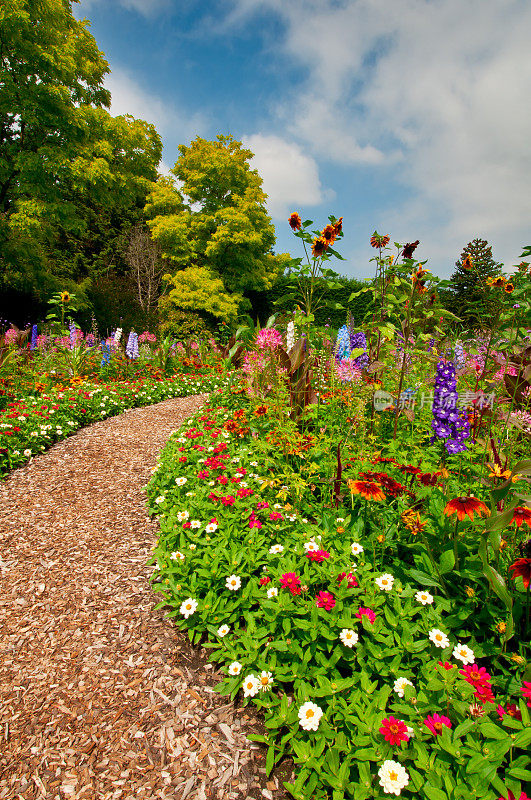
[0, 373, 222, 478]
[147, 389, 531, 800]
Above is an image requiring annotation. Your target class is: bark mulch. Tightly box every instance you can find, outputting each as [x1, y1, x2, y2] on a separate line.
[0, 395, 288, 800]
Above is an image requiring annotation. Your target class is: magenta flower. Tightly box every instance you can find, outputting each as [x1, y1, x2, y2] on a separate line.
[355, 607, 376, 624]
[256, 328, 284, 349]
[423, 713, 452, 736]
[280, 573, 302, 596]
[316, 591, 336, 610]
[269, 512, 283, 521]
[521, 681, 531, 708]
[337, 571, 358, 588]
[459, 664, 492, 687]
[306, 549, 330, 563]
[379, 716, 409, 746]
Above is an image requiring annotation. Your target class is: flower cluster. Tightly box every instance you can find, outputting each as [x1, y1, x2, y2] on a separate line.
[430, 359, 470, 453]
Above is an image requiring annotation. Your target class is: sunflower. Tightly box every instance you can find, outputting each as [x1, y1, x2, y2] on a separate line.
[462, 254, 474, 270]
[253, 405, 269, 417]
[288, 212, 302, 231]
[443, 496, 490, 522]
[348, 479, 385, 502]
[321, 224, 337, 246]
[333, 217, 343, 236]
[60, 291, 71, 303]
[311, 237, 328, 258]
[509, 506, 531, 528]
[370, 232, 390, 248]
[508, 557, 531, 589]
[491, 276, 507, 288]
[504, 282, 514, 293]
[486, 277, 495, 287]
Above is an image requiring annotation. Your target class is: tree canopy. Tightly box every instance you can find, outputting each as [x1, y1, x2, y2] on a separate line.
[447, 238, 502, 325]
[146, 135, 290, 323]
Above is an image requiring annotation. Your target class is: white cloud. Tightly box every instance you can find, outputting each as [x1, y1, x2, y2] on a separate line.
[242, 133, 332, 219]
[229, 0, 531, 273]
[76, 0, 170, 17]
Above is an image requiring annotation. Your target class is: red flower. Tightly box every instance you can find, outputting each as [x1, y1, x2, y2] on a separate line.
[269, 511, 283, 521]
[459, 664, 492, 687]
[280, 572, 301, 596]
[510, 507, 531, 527]
[497, 791, 530, 800]
[379, 716, 409, 746]
[260, 576, 271, 586]
[496, 703, 522, 722]
[521, 681, 531, 708]
[508, 558, 531, 589]
[355, 607, 376, 624]
[288, 212, 302, 231]
[337, 571, 358, 588]
[306, 549, 330, 563]
[315, 591, 335, 610]
[217, 476, 228, 485]
[348, 479, 385, 502]
[474, 684, 495, 706]
[437, 661, 456, 671]
[423, 713, 452, 736]
[402, 240, 420, 259]
[443, 496, 490, 522]
[221, 495, 236, 506]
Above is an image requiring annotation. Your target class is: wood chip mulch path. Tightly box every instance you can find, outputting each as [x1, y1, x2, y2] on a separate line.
[0, 395, 288, 800]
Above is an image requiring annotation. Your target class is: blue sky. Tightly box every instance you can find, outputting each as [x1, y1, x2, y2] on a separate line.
[75, 0, 531, 280]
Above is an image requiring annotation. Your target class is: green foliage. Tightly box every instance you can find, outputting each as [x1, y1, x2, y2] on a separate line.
[146, 135, 290, 322]
[159, 308, 212, 341]
[446, 239, 502, 326]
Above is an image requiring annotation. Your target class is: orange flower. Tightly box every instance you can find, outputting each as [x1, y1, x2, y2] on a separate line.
[508, 558, 531, 589]
[311, 237, 328, 258]
[348, 479, 385, 502]
[253, 405, 268, 417]
[443, 496, 490, 522]
[509, 506, 531, 528]
[321, 224, 337, 245]
[462, 254, 474, 270]
[492, 276, 507, 288]
[487, 463, 511, 480]
[288, 212, 302, 231]
[333, 217, 343, 235]
[504, 282, 514, 293]
[370, 232, 390, 248]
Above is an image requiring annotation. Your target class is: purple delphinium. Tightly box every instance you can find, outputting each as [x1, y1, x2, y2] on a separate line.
[30, 324, 38, 350]
[126, 331, 139, 359]
[349, 330, 369, 370]
[430, 359, 470, 454]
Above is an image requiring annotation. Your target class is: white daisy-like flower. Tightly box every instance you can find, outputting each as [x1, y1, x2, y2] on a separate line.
[378, 760, 409, 796]
[250, 461, 258, 467]
[155, 496, 165, 504]
[273, 503, 282, 509]
[189, 543, 197, 550]
[429, 629, 450, 648]
[179, 598, 198, 619]
[302, 518, 308, 523]
[228, 661, 242, 676]
[177, 437, 186, 443]
[376, 573, 394, 591]
[242, 674, 260, 697]
[175, 477, 187, 486]
[304, 540, 319, 552]
[226, 575, 241, 591]
[170, 551, 185, 561]
[393, 677, 414, 698]
[23, 449, 32, 457]
[351, 542, 364, 555]
[177, 511, 189, 522]
[287, 513, 297, 521]
[190, 520, 201, 529]
[406, 726, 414, 739]
[267, 587, 278, 599]
[217, 624, 230, 637]
[453, 642, 475, 664]
[415, 590, 434, 605]
[258, 670, 273, 692]
[269, 544, 284, 554]
[298, 702, 323, 731]
[206, 522, 218, 533]
[339, 629, 359, 648]
[185, 491, 196, 497]
[336, 517, 345, 523]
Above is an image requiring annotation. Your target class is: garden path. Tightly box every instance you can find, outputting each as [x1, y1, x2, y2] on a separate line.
[0, 396, 279, 800]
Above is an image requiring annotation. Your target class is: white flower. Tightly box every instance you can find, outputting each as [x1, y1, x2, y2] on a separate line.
[298, 702, 323, 731]
[269, 544, 284, 554]
[180, 598, 198, 619]
[190, 520, 201, 529]
[155, 496, 165, 504]
[228, 661, 242, 676]
[267, 587, 278, 598]
[177, 510, 189, 522]
[429, 629, 450, 648]
[273, 503, 282, 509]
[339, 629, 359, 648]
[258, 670, 273, 692]
[376, 573, 394, 591]
[351, 542, 364, 555]
[217, 624, 230, 637]
[393, 677, 414, 698]
[415, 590, 434, 605]
[243, 674, 260, 697]
[287, 513, 297, 521]
[378, 760, 409, 796]
[175, 477, 187, 486]
[177, 437, 186, 443]
[250, 461, 258, 467]
[206, 522, 218, 533]
[23, 449, 32, 457]
[226, 575, 241, 591]
[406, 726, 414, 739]
[336, 517, 345, 523]
[304, 540, 319, 552]
[189, 543, 197, 550]
[185, 491, 195, 497]
[453, 642, 475, 664]
[170, 551, 185, 561]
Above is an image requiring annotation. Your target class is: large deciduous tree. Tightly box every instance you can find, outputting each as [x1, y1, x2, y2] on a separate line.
[0, 0, 162, 315]
[145, 135, 290, 325]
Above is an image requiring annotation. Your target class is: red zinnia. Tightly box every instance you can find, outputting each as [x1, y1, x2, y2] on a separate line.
[423, 713, 451, 736]
[521, 681, 531, 708]
[379, 716, 409, 746]
[443, 496, 490, 522]
[280, 572, 301, 596]
[315, 591, 335, 610]
[437, 661, 456, 671]
[509, 506, 531, 528]
[497, 791, 530, 800]
[355, 607, 376, 624]
[459, 664, 492, 687]
[508, 558, 531, 589]
[306, 549, 330, 563]
[288, 212, 302, 231]
[337, 571, 358, 588]
[259, 576, 271, 586]
[496, 703, 522, 722]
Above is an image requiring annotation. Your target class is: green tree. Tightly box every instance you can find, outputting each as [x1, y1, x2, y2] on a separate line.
[146, 135, 289, 323]
[447, 238, 502, 324]
[0, 0, 162, 315]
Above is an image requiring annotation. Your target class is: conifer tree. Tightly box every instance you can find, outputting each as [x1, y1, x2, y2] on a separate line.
[448, 238, 502, 324]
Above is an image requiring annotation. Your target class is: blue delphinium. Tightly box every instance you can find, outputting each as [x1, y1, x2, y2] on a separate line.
[30, 324, 38, 350]
[100, 343, 111, 367]
[335, 325, 350, 359]
[431, 359, 470, 454]
[454, 341, 466, 371]
[335, 324, 368, 369]
[126, 331, 139, 359]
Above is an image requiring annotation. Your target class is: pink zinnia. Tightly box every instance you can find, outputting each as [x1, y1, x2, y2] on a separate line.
[496, 703, 522, 722]
[269, 512, 283, 521]
[257, 501, 269, 509]
[197, 470, 209, 479]
[437, 661, 455, 671]
[497, 791, 530, 800]
[221, 495, 236, 506]
[459, 664, 492, 687]
[306, 549, 330, 563]
[379, 716, 409, 746]
[256, 328, 283, 349]
[474, 684, 495, 706]
[355, 607, 376, 624]
[521, 681, 531, 708]
[280, 573, 301, 596]
[316, 591, 335, 610]
[337, 571, 358, 588]
[423, 713, 452, 736]
[249, 515, 262, 529]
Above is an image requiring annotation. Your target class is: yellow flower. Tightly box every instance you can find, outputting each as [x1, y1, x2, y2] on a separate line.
[377, 534, 385, 543]
[465, 586, 475, 598]
[496, 621, 506, 634]
[60, 291, 71, 303]
[511, 654, 525, 664]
